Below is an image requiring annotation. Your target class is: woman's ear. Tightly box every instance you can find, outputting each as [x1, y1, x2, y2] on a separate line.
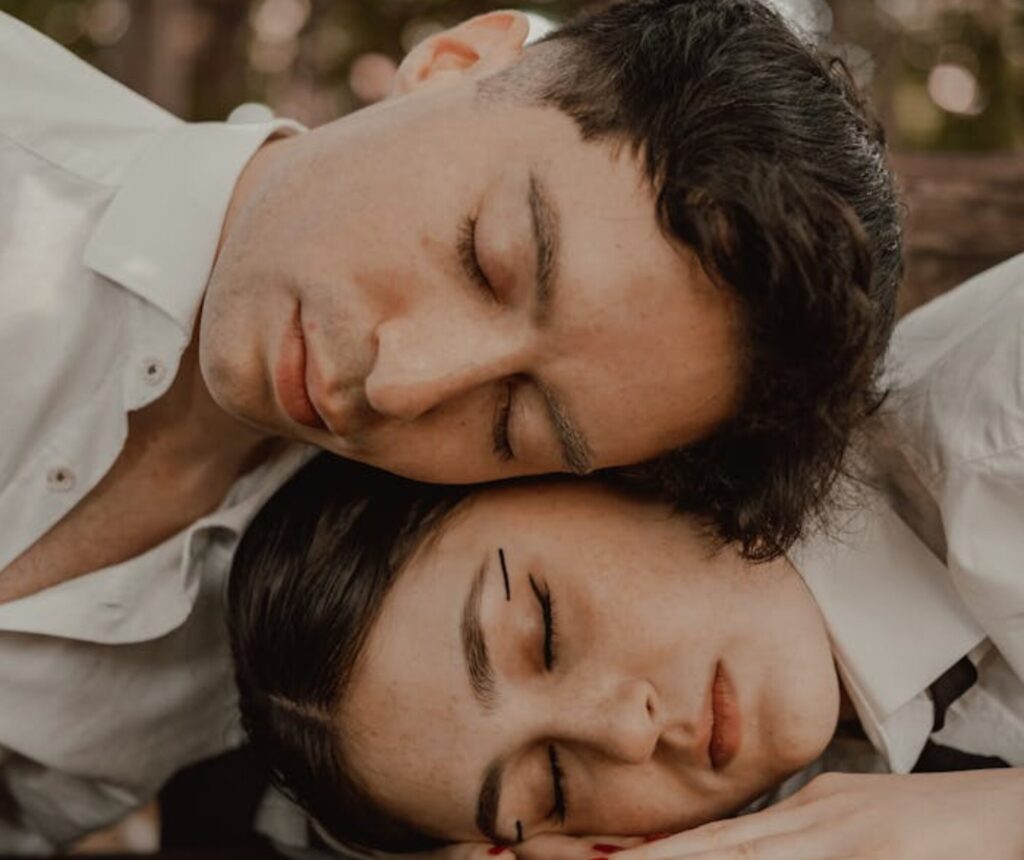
[392, 10, 531, 96]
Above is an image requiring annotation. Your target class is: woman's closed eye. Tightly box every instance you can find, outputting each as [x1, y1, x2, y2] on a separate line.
[528, 574, 557, 670]
[547, 744, 568, 824]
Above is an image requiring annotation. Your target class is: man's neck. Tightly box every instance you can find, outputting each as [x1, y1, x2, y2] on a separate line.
[0, 329, 279, 599]
[186, 131, 297, 477]
[217, 131, 292, 260]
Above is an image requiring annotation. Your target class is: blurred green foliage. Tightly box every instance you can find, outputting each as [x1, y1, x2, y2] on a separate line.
[833, 0, 1023, 151]
[2, 0, 1021, 150]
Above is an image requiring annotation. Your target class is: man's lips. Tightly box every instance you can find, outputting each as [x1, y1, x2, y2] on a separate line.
[708, 662, 741, 770]
[274, 305, 327, 431]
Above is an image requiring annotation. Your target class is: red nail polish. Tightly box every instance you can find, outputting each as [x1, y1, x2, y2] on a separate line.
[642, 833, 670, 843]
[588, 856, 609, 860]
[488, 847, 508, 856]
[592, 846, 624, 854]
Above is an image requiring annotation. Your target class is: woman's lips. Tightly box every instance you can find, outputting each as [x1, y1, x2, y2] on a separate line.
[274, 305, 327, 431]
[709, 662, 741, 770]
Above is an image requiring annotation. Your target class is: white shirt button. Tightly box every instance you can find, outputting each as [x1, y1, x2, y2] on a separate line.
[142, 357, 166, 386]
[46, 467, 76, 492]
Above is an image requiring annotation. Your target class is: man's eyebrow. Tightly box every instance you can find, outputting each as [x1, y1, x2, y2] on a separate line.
[475, 758, 504, 843]
[461, 558, 498, 711]
[528, 171, 559, 327]
[527, 173, 594, 475]
[538, 381, 594, 475]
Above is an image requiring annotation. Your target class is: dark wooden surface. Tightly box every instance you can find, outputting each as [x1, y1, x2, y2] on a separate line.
[893, 151, 1024, 317]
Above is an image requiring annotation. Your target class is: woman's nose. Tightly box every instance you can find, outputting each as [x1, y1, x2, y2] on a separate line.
[364, 313, 528, 420]
[560, 678, 660, 765]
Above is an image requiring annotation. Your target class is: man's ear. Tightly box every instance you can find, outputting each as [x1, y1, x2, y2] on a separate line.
[392, 10, 531, 96]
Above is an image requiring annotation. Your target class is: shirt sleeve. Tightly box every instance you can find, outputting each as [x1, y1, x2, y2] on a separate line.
[934, 448, 1024, 684]
[0, 752, 144, 851]
[890, 254, 1024, 686]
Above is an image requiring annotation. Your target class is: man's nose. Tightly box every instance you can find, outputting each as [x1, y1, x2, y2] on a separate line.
[364, 312, 529, 420]
[558, 678, 661, 765]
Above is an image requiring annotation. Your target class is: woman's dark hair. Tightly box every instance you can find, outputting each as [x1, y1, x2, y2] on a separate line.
[499, 0, 903, 560]
[228, 453, 470, 852]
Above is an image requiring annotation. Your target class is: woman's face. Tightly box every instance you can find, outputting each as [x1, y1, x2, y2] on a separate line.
[341, 483, 839, 843]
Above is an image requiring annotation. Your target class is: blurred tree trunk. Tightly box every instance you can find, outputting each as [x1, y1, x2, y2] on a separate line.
[192, 0, 251, 121]
[893, 151, 1024, 316]
[120, 0, 195, 116]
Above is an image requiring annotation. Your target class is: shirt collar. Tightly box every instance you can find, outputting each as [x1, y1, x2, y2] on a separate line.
[83, 116, 303, 336]
[790, 494, 986, 771]
[0, 445, 313, 644]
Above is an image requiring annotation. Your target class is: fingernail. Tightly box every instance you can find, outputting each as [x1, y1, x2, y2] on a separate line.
[488, 847, 509, 856]
[592, 846, 625, 854]
[642, 834, 670, 843]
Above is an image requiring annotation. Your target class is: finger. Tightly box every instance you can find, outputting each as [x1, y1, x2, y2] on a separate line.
[405, 841, 505, 860]
[615, 806, 815, 860]
[589, 835, 648, 855]
[514, 833, 647, 860]
[657, 829, 845, 860]
[514, 833, 603, 860]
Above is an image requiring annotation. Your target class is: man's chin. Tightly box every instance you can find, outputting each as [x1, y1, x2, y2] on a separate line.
[202, 374, 293, 443]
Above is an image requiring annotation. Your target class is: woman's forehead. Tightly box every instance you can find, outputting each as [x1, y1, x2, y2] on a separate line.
[439, 480, 665, 537]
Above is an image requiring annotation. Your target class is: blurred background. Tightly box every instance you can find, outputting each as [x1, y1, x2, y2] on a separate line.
[3, 0, 1023, 317]
[0, 0, 1021, 146]
[0, 0, 1022, 854]
[1, 0, 1023, 312]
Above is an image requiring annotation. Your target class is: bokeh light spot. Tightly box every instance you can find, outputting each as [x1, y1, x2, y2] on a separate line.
[80, 0, 130, 46]
[349, 53, 399, 104]
[927, 62, 985, 115]
[250, 0, 311, 46]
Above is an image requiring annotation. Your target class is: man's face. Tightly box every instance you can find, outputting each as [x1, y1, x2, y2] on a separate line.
[201, 22, 740, 483]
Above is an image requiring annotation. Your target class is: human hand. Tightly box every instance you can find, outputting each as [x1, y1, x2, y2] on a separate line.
[581, 770, 1024, 860]
[374, 842, 511, 860]
[511, 830, 650, 860]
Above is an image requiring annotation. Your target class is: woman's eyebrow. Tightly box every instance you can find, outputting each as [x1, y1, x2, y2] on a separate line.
[476, 757, 504, 843]
[461, 556, 498, 711]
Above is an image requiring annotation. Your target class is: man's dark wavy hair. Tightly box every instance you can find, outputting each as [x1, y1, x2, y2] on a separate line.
[518, 0, 902, 560]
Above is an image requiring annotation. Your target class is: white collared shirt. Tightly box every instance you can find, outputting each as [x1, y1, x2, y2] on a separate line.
[0, 12, 309, 850]
[792, 253, 1024, 774]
